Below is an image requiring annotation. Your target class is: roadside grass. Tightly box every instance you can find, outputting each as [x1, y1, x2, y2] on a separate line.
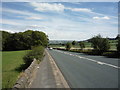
[2, 50, 30, 88]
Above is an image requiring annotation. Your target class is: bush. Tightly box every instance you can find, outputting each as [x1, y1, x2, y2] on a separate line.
[102, 51, 119, 58]
[117, 37, 120, 53]
[79, 42, 85, 50]
[70, 49, 92, 53]
[90, 34, 110, 53]
[23, 46, 44, 67]
[72, 40, 76, 46]
[65, 42, 72, 51]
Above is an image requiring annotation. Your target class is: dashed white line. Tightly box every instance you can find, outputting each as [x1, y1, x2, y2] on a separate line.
[97, 61, 104, 65]
[54, 50, 120, 69]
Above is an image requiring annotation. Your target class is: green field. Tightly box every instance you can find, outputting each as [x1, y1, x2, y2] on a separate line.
[50, 40, 117, 50]
[2, 50, 29, 88]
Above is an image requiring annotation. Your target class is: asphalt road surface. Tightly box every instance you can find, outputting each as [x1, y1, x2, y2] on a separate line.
[48, 49, 119, 88]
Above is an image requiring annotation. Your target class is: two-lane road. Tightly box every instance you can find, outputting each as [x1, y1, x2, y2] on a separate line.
[48, 49, 119, 88]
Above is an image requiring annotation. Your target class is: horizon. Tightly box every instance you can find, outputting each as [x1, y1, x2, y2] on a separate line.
[1, 29, 118, 41]
[0, 2, 118, 40]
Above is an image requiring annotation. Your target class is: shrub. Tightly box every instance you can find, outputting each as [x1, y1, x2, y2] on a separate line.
[117, 37, 120, 53]
[90, 34, 110, 53]
[23, 46, 44, 67]
[65, 42, 72, 51]
[102, 51, 119, 58]
[79, 42, 85, 50]
[72, 40, 76, 46]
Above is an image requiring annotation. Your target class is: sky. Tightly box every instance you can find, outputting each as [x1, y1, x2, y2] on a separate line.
[0, 2, 118, 40]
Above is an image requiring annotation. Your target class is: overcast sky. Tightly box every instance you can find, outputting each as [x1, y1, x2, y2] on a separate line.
[0, 2, 118, 40]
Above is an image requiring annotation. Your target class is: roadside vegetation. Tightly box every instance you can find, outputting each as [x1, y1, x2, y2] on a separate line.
[50, 34, 119, 58]
[79, 41, 85, 50]
[65, 42, 72, 51]
[2, 50, 29, 88]
[23, 46, 44, 68]
[90, 35, 110, 53]
[2, 30, 49, 88]
[1, 30, 48, 51]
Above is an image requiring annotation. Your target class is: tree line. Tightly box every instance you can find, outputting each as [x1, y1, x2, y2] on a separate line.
[1, 30, 49, 51]
[65, 34, 120, 54]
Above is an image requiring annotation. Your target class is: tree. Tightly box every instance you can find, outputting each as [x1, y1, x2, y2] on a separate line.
[65, 42, 72, 51]
[90, 35, 110, 53]
[2, 31, 11, 51]
[117, 37, 120, 53]
[79, 42, 85, 50]
[72, 40, 76, 46]
[62, 44, 65, 46]
[2, 30, 49, 51]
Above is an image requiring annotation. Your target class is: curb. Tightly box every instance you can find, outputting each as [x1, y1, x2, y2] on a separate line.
[46, 49, 70, 88]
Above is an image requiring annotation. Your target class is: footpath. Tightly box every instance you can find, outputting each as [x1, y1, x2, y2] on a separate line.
[29, 49, 70, 88]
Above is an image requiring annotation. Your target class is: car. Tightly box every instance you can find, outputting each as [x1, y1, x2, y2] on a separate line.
[49, 47, 53, 50]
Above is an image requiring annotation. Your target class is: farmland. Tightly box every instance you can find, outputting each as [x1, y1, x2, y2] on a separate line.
[2, 50, 29, 88]
[49, 40, 117, 51]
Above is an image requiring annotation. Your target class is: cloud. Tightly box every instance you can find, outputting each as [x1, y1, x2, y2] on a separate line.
[102, 16, 110, 20]
[1, 17, 117, 40]
[93, 16, 110, 20]
[29, 2, 117, 21]
[25, 16, 43, 20]
[1, 8, 30, 16]
[28, 25, 46, 29]
[68, 8, 92, 12]
[30, 2, 93, 13]
[30, 2, 65, 12]
[2, 0, 120, 2]
[1, 3, 117, 40]
[2, 8, 44, 20]
[0, 29, 15, 33]
[1, 19, 22, 25]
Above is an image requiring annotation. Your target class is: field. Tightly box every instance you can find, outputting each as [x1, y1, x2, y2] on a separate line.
[2, 50, 29, 88]
[49, 40, 117, 51]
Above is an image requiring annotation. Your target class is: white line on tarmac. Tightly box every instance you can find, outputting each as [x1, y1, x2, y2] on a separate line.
[54, 50, 120, 69]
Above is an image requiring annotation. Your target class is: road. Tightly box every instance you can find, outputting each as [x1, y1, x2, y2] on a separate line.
[48, 49, 119, 88]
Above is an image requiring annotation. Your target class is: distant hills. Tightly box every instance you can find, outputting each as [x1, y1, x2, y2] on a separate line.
[49, 34, 120, 44]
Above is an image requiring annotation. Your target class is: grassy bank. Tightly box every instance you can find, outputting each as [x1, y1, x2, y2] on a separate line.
[2, 50, 29, 88]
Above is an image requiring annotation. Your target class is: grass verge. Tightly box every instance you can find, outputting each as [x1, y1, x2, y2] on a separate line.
[2, 50, 30, 88]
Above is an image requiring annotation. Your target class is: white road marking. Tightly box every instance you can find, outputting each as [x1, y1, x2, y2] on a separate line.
[97, 61, 104, 65]
[54, 50, 120, 69]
